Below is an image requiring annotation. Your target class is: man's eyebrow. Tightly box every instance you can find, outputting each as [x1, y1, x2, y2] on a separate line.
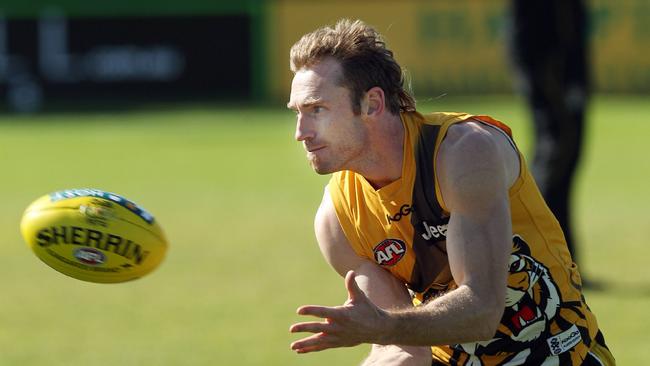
[287, 97, 323, 110]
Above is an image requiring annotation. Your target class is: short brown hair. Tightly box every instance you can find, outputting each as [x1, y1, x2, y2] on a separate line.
[290, 19, 416, 115]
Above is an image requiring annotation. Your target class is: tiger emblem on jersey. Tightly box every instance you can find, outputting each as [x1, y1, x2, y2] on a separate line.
[452, 235, 564, 365]
[501, 235, 561, 344]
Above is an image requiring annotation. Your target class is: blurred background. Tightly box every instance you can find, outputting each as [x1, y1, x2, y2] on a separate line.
[1, 0, 648, 111]
[0, 0, 648, 365]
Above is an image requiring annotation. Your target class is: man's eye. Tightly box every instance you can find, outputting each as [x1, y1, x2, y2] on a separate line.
[313, 106, 323, 113]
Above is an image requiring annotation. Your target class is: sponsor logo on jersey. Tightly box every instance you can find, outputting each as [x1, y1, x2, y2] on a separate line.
[421, 221, 447, 240]
[547, 324, 582, 355]
[386, 204, 413, 223]
[373, 239, 406, 266]
[74, 247, 106, 266]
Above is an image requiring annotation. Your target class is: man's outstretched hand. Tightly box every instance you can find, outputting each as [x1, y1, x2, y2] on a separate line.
[290, 271, 391, 353]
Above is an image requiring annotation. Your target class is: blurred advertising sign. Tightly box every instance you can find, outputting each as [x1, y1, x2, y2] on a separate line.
[0, 13, 251, 112]
[267, 0, 512, 101]
[590, 0, 650, 93]
[268, 0, 650, 100]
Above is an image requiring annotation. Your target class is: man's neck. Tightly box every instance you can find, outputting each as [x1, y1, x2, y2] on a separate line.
[358, 113, 405, 189]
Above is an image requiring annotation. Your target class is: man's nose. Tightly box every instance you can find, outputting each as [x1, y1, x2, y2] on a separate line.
[295, 115, 315, 142]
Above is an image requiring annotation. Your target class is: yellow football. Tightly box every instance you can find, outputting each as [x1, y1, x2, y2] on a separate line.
[20, 189, 168, 283]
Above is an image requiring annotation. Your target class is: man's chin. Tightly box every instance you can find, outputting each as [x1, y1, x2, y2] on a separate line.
[309, 161, 336, 175]
[311, 165, 334, 175]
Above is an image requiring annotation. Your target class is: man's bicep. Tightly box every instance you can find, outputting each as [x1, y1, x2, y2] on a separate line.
[437, 124, 510, 217]
[315, 187, 413, 309]
[436, 124, 512, 301]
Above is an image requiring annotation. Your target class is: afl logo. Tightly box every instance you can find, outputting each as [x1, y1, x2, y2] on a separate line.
[373, 239, 406, 266]
[73, 247, 106, 266]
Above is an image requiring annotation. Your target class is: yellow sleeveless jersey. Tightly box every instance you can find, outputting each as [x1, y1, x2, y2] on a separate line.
[328, 111, 603, 365]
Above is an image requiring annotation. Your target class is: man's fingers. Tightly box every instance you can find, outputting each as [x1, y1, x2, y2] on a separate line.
[289, 321, 334, 334]
[344, 270, 363, 301]
[290, 333, 336, 353]
[296, 305, 340, 319]
[293, 344, 331, 354]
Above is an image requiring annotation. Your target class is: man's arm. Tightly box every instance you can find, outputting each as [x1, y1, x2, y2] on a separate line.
[290, 188, 431, 365]
[382, 121, 516, 345]
[290, 121, 518, 349]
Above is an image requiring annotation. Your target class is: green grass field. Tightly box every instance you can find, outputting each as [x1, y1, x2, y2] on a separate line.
[0, 95, 647, 365]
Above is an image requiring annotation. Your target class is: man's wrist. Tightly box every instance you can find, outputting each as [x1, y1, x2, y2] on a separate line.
[374, 308, 400, 345]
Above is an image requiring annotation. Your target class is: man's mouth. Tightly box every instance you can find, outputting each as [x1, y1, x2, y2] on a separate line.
[306, 146, 326, 153]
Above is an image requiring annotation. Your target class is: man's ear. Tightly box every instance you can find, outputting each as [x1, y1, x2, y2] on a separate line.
[363, 87, 385, 118]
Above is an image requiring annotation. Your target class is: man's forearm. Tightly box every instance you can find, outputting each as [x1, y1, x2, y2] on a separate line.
[380, 285, 502, 347]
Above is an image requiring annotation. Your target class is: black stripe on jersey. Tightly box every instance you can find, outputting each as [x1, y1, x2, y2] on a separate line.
[559, 351, 573, 365]
[594, 331, 607, 349]
[408, 123, 453, 296]
[449, 348, 463, 366]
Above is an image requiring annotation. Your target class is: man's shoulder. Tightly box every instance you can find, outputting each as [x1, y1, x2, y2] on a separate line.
[441, 118, 514, 151]
[439, 122, 501, 163]
[437, 119, 520, 192]
[409, 111, 473, 125]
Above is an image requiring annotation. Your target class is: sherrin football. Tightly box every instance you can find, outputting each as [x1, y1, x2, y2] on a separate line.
[20, 189, 168, 283]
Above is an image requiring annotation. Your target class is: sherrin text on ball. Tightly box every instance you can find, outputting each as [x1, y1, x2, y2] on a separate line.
[20, 188, 168, 283]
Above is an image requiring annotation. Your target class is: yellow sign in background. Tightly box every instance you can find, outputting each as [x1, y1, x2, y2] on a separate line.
[266, 0, 650, 101]
[590, 0, 650, 93]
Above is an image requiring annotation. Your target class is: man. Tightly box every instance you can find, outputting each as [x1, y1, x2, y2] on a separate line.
[287, 19, 613, 365]
[509, 0, 589, 268]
